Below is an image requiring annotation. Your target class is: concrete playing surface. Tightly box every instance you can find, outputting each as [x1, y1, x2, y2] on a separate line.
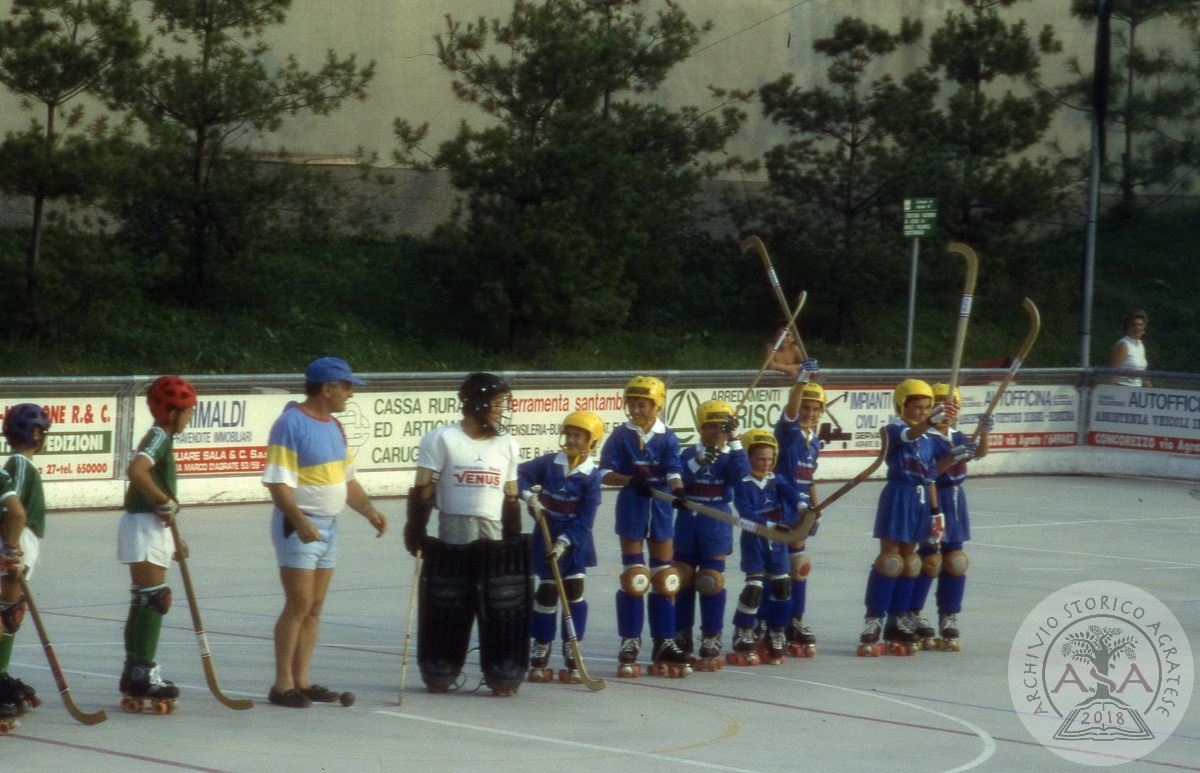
[4, 475, 1198, 772]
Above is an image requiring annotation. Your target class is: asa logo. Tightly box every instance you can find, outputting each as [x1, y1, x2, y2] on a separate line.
[454, 469, 501, 487]
[665, 389, 700, 445]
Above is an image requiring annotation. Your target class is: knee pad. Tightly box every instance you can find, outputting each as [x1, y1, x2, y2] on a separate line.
[737, 579, 763, 613]
[874, 553, 903, 578]
[695, 568, 724, 596]
[0, 598, 25, 634]
[137, 585, 172, 615]
[534, 581, 558, 613]
[769, 575, 792, 602]
[672, 561, 695, 589]
[620, 565, 651, 596]
[651, 565, 680, 597]
[789, 552, 811, 583]
[901, 553, 921, 579]
[921, 551, 943, 578]
[943, 550, 969, 576]
[562, 576, 585, 603]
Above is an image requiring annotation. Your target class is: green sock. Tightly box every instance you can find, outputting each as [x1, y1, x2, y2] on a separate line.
[127, 606, 164, 664]
[0, 633, 13, 673]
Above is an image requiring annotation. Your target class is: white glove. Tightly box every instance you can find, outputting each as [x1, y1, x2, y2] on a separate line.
[929, 402, 958, 425]
[154, 499, 179, 523]
[977, 414, 995, 434]
[949, 441, 978, 462]
[795, 358, 820, 383]
[546, 536, 570, 562]
[927, 511, 945, 544]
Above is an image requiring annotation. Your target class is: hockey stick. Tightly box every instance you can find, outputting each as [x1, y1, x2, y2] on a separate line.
[945, 242, 980, 396]
[741, 235, 808, 359]
[794, 425, 890, 535]
[648, 489, 797, 544]
[527, 488, 605, 692]
[15, 574, 107, 724]
[398, 548, 421, 705]
[732, 290, 807, 419]
[970, 298, 1041, 444]
[167, 517, 254, 710]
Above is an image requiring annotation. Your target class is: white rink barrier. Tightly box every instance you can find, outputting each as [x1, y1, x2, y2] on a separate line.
[0, 369, 1195, 510]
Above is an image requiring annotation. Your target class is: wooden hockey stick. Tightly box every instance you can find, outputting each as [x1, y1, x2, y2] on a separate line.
[970, 298, 1041, 444]
[794, 425, 890, 535]
[742, 235, 808, 359]
[649, 489, 798, 544]
[168, 518, 254, 710]
[732, 291, 807, 418]
[946, 242, 980, 396]
[398, 549, 422, 705]
[527, 489, 605, 692]
[15, 574, 107, 725]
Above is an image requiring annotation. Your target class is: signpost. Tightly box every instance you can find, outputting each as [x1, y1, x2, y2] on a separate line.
[902, 198, 938, 369]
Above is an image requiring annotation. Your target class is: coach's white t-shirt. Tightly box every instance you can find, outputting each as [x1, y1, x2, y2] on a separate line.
[417, 423, 519, 520]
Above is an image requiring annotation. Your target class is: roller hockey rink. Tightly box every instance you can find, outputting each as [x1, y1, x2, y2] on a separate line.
[5, 475, 1197, 772]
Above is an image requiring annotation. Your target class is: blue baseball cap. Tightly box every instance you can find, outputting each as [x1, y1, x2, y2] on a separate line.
[305, 357, 365, 385]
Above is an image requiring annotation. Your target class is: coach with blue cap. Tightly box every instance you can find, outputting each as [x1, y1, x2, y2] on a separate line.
[262, 356, 387, 708]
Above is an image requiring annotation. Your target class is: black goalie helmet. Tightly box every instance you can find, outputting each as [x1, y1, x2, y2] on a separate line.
[459, 372, 512, 434]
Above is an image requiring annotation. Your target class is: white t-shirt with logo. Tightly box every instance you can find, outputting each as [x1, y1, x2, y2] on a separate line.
[417, 423, 519, 520]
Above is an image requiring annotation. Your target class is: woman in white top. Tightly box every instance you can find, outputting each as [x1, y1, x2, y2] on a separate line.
[1110, 310, 1150, 387]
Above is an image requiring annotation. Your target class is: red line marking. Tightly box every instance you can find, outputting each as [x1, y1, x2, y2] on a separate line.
[9, 734, 229, 771]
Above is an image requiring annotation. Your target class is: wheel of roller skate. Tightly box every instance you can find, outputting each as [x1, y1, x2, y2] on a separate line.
[26, 696, 42, 709]
[888, 642, 917, 656]
[490, 687, 518, 697]
[856, 643, 885, 657]
[121, 696, 144, 713]
[557, 669, 581, 684]
[0, 719, 15, 734]
[527, 668, 553, 683]
[937, 638, 961, 652]
[152, 699, 174, 715]
[616, 663, 640, 678]
[696, 658, 722, 672]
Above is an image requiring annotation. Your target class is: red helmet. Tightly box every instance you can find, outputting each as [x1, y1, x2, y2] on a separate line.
[147, 376, 197, 423]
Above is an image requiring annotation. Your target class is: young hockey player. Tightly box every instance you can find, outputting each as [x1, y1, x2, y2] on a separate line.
[672, 401, 746, 670]
[772, 364, 822, 656]
[857, 379, 956, 657]
[728, 429, 805, 666]
[908, 384, 987, 651]
[117, 377, 196, 711]
[518, 411, 604, 683]
[405, 373, 529, 696]
[599, 376, 689, 677]
[0, 403, 52, 716]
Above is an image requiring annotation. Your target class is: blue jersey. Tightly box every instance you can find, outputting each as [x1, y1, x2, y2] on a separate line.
[732, 473, 805, 527]
[931, 429, 969, 488]
[680, 442, 748, 511]
[775, 414, 821, 496]
[884, 419, 935, 487]
[600, 420, 684, 541]
[930, 428, 972, 543]
[518, 451, 602, 568]
[873, 419, 936, 543]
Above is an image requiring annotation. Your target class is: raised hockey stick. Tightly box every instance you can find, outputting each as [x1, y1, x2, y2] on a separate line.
[732, 290, 807, 419]
[15, 574, 107, 725]
[526, 488, 605, 692]
[945, 242, 980, 396]
[167, 518, 254, 710]
[742, 235, 808, 359]
[970, 298, 1041, 444]
[794, 425, 890, 536]
[398, 548, 422, 705]
[649, 489, 798, 544]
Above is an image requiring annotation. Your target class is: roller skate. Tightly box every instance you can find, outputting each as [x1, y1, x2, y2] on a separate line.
[616, 636, 641, 678]
[934, 614, 961, 652]
[528, 640, 554, 683]
[649, 637, 693, 678]
[558, 641, 582, 684]
[856, 616, 886, 657]
[674, 629, 694, 658]
[786, 615, 816, 658]
[695, 633, 723, 671]
[0, 700, 18, 734]
[909, 612, 937, 650]
[120, 660, 179, 714]
[764, 628, 787, 665]
[0, 673, 40, 712]
[724, 625, 761, 666]
[883, 613, 918, 656]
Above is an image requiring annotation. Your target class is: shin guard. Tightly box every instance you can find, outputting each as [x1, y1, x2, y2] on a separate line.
[478, 536, 532, 694]
[417, 537, 477, 691]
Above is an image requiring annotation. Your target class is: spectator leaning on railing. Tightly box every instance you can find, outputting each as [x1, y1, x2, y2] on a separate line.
[1110, 310, 1150, 387]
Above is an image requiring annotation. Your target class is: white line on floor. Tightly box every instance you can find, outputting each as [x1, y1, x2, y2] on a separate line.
[971, 514, 1200, 531]
[375, 710, 764, 773]
[971, 542, 1200, 568]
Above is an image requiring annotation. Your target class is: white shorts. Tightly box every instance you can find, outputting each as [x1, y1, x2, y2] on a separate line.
[117, 512, 177, 568]
[437, 513, 502, 545]
[271, 508, 337, 570]
[1, 528, 40, 581]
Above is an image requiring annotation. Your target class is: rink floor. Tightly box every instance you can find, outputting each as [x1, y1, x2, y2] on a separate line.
[4, 475, 1199, 772]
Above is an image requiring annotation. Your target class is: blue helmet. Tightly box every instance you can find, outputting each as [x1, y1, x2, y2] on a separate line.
[3, 403, 51, 448]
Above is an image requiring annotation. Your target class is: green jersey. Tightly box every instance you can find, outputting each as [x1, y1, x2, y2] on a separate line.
[124, 426, 177, 514]
[3, 455, 45, 538]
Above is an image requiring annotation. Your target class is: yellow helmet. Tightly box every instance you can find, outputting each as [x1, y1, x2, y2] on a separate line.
[800, 383, 826, 407]
[893, 379, 934, 415]
[561, 411, 604, 452]
[695, 400, 734, 431]
[931, 383, 961, 407]
[741, 428, 779, 453]
[624, 376, 666, 411]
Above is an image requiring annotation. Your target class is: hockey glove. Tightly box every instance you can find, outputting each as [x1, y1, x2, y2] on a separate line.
[927, 509, 945, 544]
[0, 544, 24, 573]
[671, 493, 690, 512]
[154, 499, 179, 524]
[949, 441, 978, 462]
[721, 416, 739, 436]
[977, 414, 995, 434]
[628, 476, 653, 497]
[546, 536, 570, 563]
[795, 358, 820, 383]
[929, 402, 958, 425]
[805, 509, 820, 538]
